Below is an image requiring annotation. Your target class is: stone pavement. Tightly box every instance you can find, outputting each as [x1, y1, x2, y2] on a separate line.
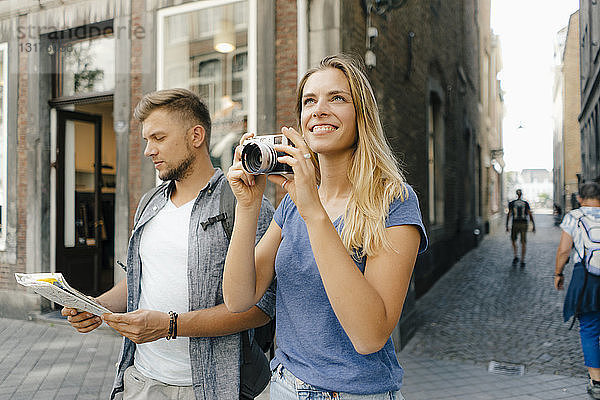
[0, 317, 121, 400]
[0, 213, 593, 399]
[398, 213, 590, 399]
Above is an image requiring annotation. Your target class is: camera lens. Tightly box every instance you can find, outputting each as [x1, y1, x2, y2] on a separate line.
[241, 142, 277, 174]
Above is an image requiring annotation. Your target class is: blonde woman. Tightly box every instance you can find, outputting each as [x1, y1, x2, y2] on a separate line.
[223, 54, 427, 399]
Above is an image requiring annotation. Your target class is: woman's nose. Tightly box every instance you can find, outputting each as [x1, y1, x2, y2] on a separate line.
[312, 99, 330, 117]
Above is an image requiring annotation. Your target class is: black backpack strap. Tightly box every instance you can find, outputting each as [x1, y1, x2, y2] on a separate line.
[219, 181, 237, 241]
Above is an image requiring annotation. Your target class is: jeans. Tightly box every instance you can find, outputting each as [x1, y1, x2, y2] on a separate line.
[270, 364, 405, 400]
[580, 311, 600, 368]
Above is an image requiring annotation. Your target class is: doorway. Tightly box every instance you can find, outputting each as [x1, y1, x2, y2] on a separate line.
[55, 102, 115, 296]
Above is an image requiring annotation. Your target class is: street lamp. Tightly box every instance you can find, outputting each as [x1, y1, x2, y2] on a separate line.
[362, 0, 408, 69]
[363, 0, 408, 15]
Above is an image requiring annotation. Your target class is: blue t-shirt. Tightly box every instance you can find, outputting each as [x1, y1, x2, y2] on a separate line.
[270, 184, 428, 394]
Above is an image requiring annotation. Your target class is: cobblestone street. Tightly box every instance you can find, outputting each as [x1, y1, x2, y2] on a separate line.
[401, 213, 586, 378]
[0, 213, 592, 399]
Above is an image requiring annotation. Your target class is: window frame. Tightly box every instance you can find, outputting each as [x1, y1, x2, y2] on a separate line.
[189, 54, 223, 116]
[0, 42, 8, 251]
[427, 90, 445, 226]
[51, 21, 116, 100]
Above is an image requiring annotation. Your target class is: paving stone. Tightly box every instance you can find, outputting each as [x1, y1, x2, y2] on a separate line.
[397, 214, 592, 398]
[0, 214, 594, 399]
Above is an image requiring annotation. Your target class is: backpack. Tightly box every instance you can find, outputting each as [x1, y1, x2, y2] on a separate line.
[568, 209, 600, 330]
[571, 209, 600, 276]
[134, 180, 275, 399]
[511, 199, 529, 222]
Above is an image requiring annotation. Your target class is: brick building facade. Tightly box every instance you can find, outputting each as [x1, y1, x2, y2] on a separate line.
[579, 1, 600, 183]
[553, 11, 581, 214]
[0, 0, 501, 349]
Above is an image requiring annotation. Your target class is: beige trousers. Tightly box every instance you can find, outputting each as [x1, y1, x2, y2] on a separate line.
[123, 365, 195, 400]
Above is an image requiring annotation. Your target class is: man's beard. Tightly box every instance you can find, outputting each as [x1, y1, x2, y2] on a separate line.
[160, 152, 196, 182]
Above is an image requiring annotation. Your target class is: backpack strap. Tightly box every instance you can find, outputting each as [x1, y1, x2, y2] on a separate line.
[567, 209, 586, 262]
[219, 181, 237, 241]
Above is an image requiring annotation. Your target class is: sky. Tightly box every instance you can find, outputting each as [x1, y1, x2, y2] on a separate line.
[491, 0, 580, 172]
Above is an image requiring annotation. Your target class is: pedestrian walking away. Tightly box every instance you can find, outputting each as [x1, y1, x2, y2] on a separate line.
[554, 182, 600, 399]
[506, 188, 536, 267]
[62, 88, 275, 400]
[222, 54, 428, 400]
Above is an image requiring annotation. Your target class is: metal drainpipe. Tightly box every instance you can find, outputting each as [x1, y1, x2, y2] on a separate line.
[297, 0, 308, 81]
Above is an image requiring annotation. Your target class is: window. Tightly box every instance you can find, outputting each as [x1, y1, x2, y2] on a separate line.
[158, 0, 252, 171]
[489, 169, 499, 214]
[428, 92, 444, 225]
[0, 42, 7, 250]
[55, 29, 115, 98]
[230, 50, 247, 112]
[190, 57, 223, 116]
[582, 25, 590, 85]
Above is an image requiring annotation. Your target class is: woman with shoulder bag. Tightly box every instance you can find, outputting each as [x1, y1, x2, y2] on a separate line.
[222, 54, 428, 399]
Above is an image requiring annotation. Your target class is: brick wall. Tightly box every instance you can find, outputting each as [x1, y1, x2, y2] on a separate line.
[274, 0, 297, 202]
[275, 0, 297, 129]
[339, 0, 482, 295]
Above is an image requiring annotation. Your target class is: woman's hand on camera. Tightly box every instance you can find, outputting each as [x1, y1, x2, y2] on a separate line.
[227, 132, 267, 208]
[269, 127, 323, 221]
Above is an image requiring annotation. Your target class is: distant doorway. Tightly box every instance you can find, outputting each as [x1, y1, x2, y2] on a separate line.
[55, 104, 115, 296]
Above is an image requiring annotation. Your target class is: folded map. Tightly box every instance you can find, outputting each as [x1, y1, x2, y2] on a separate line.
[15, 273, 110, 316]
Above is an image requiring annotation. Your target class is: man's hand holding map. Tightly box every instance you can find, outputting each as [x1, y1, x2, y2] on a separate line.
[15, 273, 110, 316]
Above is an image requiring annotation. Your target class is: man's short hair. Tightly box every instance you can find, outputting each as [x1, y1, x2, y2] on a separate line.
[579, 182, 600, 201]
[134, 88, 212, 149]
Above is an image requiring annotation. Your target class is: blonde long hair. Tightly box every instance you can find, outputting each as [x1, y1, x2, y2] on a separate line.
[296, 54, 408, 258]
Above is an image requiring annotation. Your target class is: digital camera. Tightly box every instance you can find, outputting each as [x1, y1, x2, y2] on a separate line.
[241, 134, 295, 175]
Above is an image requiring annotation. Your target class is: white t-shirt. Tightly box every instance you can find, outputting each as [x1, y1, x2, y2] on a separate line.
[134, 198, 194, 386]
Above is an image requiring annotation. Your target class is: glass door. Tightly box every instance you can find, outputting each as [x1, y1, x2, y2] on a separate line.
[55, 110, 103, 295]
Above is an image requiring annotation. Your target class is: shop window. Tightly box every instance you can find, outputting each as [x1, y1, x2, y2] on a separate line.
[55, 25, 115, 98]
[158, 0, 251, 171]
[0, 43, 7, 250]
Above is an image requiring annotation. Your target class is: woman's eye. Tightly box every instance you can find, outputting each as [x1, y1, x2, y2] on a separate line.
[303, 98, 315, 106]
[332, 95, 345, 102]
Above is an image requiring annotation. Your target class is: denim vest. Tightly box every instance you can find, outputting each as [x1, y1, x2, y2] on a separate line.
[110, 169, 275, 400]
